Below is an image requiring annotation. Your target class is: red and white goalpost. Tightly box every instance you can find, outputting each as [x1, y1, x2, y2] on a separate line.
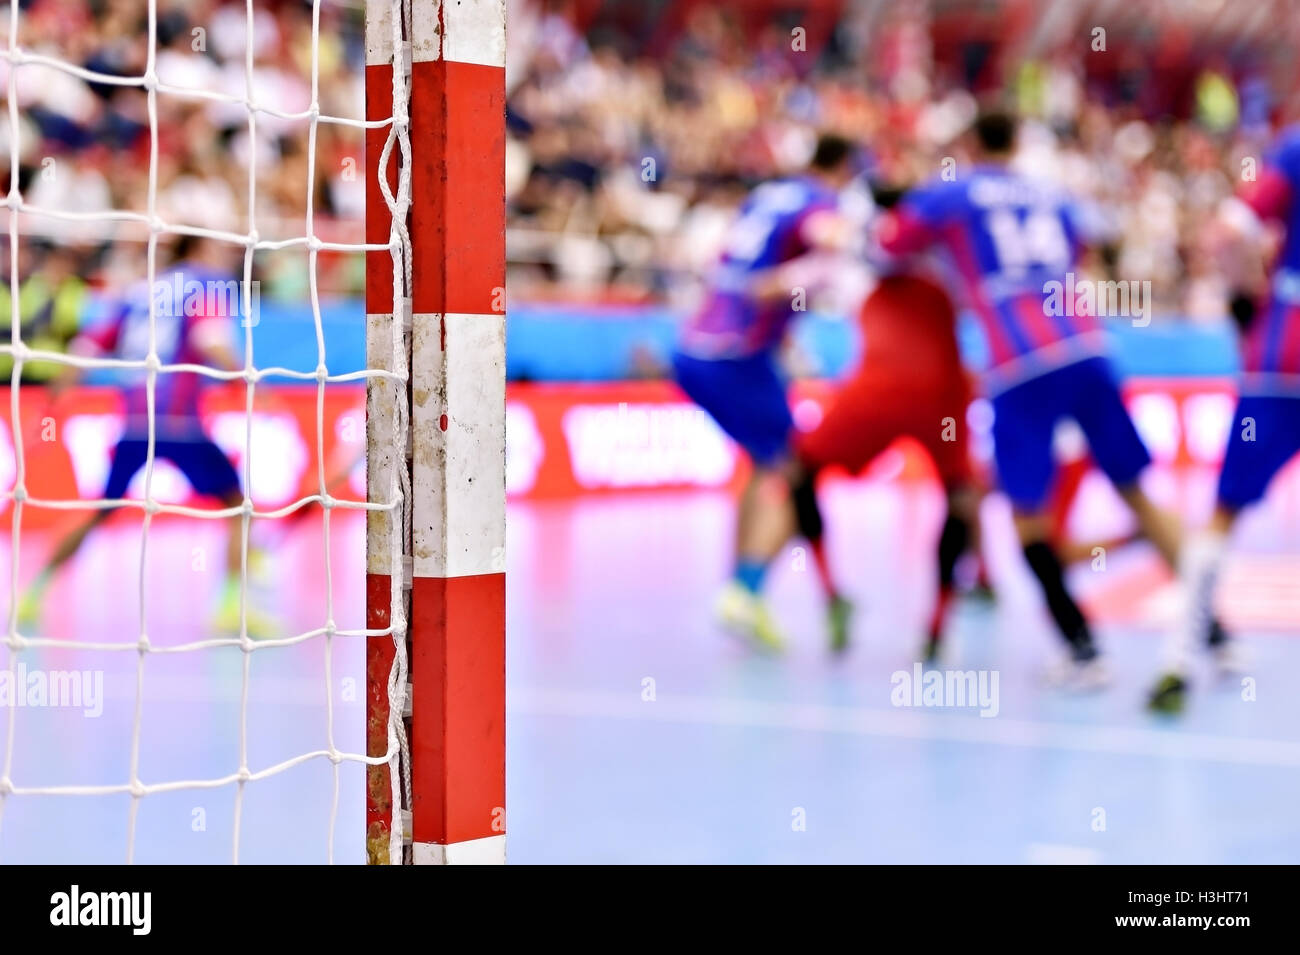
[0, 0, 503, 865]
[364, 0, 507, 865]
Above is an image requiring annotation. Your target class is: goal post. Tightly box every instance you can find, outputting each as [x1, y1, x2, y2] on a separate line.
[364, 0, 507, 866]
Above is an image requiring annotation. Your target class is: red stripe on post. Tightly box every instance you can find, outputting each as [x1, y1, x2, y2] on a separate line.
[365, 571, 397, 865]
[410, 572, 507, 846]
[365, 62, 397, 316]
[409, 60, 506, 315]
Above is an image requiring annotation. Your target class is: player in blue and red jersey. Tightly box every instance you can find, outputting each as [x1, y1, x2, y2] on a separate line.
[1149, 126, 1300, 712]
[672, 133, 858, 650]
[18, 234, 269, 636]
[876, 111, 1185, 684]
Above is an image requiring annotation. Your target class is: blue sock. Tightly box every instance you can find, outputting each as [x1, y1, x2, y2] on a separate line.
[734, 559, 767, 594]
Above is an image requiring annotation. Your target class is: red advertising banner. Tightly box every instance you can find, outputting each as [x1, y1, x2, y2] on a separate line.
[0, 375, 1268, 531]
[503, 377, 1244, 500]
[0, 385, 366, 530]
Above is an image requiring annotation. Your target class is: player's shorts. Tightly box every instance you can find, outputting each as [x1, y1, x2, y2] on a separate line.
[103, 435, 242, 502]
[992, 356, 1150, 512]
[672, 349, 793, 467]
[1217, 394, 1300, 510]
[798, 375, 973, 488]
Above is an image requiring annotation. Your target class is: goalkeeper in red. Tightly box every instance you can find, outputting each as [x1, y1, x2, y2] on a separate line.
[793, 253, 978, 659]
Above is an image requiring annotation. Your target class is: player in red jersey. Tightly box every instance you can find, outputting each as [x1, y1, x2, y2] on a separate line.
[790, 252, 981, 657]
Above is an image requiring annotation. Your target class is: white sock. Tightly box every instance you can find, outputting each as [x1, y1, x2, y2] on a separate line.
[1165, 529, 1227, 674]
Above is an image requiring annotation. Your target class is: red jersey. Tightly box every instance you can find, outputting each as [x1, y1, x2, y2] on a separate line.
[855, 272, 964, 389]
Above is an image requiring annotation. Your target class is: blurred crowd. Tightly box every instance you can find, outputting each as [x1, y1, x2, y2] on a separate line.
[1, 0, 367, 381]
[2, 0, 1298, 385]
[506, 0, 1296, 322]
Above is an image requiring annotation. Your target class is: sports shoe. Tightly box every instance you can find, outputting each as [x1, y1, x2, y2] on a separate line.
[827, 594, 852, 654]
[15, 584, 45, 631]
[213, 582, 279, 640]
[714, 581, 785, 653]
[1147, 672, 1188, 714]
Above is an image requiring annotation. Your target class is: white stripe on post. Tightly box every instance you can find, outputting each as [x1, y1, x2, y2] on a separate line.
[410, 0, 507, 67]
[412, 833, 507, 866]
[365, 313, 401, 578]
[411, 312, 507, 579]
[365, 0, 396, 65]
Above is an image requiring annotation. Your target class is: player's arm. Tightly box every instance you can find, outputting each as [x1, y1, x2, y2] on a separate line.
[1214, 165, 1292, 331]
[872, 181, 950, 260]
[192, 318, 242, 374]
[750, 204, 856, 303]
[48, 306, 120, 400]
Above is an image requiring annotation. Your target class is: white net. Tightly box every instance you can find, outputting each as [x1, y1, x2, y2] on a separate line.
[0, 0, 411, 863]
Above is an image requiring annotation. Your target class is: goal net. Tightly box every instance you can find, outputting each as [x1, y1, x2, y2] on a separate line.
[0, 0, 505, 865]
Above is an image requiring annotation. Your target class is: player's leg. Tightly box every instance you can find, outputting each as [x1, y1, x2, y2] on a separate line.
[672, 349, 793, 651]
[1197, 395, 1300, 656]
[734, 459, 796, 592]
[1061, 357, 1208, 702]
[160, 437, 275, 638]
[1148, 394, 1300, 711]
[793, 378, 903, 652]
[923, 483, 977, 662]
[787, 460, 852, 652]
[17, 437, 148, 627]
[919, 386, 978, 661]
[1067, 357, 1174, 563]
[788, 463, 834, 596]
[993, 370, 1104, 676]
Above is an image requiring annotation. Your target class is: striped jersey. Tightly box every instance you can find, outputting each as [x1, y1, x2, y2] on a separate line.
[86, 263, 239, 439]
[678, 176, 838, 359]
[879, 165, 1102, 392]
[1238, 126, 1300, 392]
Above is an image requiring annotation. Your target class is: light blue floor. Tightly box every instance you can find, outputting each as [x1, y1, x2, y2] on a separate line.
[2, 486, 1298, 863]
[504, 486, 1300, 864]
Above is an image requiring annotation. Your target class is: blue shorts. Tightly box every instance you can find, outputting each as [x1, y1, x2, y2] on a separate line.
[672, 349, 793, 467]
[992, 356, 1151, 511]
[1218, 394, 1300, 510]
[104, 436, 242, 501]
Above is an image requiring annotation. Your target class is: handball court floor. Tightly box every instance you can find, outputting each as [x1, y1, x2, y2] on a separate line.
[2, 479, 1299, 864]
